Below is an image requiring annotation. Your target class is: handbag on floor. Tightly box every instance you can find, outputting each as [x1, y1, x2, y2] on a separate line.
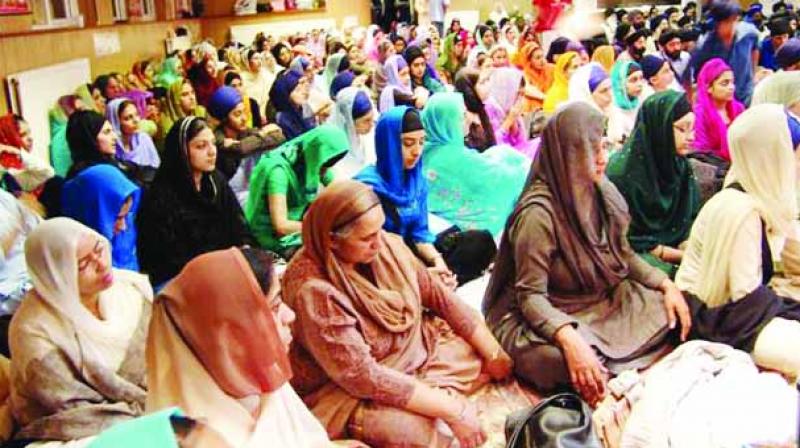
[504, 393, 601, 448]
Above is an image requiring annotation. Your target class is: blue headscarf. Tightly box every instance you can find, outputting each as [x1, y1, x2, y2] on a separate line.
[356, 106, 434, 243]
[330, 70, 356, 99]
[61, 164, 141, 271]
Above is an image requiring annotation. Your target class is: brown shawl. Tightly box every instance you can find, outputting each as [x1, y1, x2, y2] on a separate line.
[485, 102, 632, 312]
[282, 180, 482, 436]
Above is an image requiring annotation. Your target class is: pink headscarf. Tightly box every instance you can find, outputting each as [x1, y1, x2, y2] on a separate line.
[692, 58, 745, 161]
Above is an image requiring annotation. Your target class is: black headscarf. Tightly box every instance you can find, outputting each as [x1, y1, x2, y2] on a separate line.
[546, 37, 571, 63]
[454, 69, 497, 151]
[65, 110, 113, 178]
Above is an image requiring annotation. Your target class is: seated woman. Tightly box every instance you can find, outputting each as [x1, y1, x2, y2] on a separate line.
[187, 56, 220, 109]
[607, 91, 699, 277]
[49, 94, 84, 177]
[137, 117, 254, 287]
[436, 33, 467, 84]
[0, 189, 40, 316]
[61, 164, 141, 271]
[421, 93, 528, 237]
[608, 60, 645, 147]
[543, 51, 581, 115]
[147, 248, 331, 448]
[0, 114, 55, 192]
[0, 114, 53, 194]
[207, 86, 285, 202]
[567, 63, 613, 114]
[752, 71, 800, 115]
[692, 58, 745, 163]
[454, 69, 497, 152]
[516, 42, 554, 114]
[66, 110, 154, 190]
[105, 98, 160, 170]
[675, 104, 800, 381]
[485, 67, 538, 159]
[357, 107, 497, 287]
[157, 80, 207, 151]
[270, 70, 317, 140]
[404, 45, 445, 97]
[327, 87, 377, 179]
[246, 125, 349, 259]
[379, 55, 428, 113]
[9, 218, 151, 445]
[283, 179, 513, 447]
[483, 102, 690, 404]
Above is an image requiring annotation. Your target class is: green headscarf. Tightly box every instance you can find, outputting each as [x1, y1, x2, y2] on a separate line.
[246, 125, 349, 255]
[88, 407, 182, 448]
[610, 60, 642, 111]
[155, 57, 183, 89]
[421, 93, 528, 236]
[158, 79, 207, 150]
[607, 91, 700, 267]
[436, 34, 465, 80]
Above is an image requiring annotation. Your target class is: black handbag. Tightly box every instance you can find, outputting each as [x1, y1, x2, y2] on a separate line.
[504, 393, 601, 448]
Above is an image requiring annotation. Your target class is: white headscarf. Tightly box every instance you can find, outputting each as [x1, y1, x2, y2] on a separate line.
[15, 218, 149, 373]
[751, 71, 800, 109]
[567, 62, 610, 113]
[328, 86, 376, 178]
[486, 67, 524, 114]
[678, 105, 797, 307]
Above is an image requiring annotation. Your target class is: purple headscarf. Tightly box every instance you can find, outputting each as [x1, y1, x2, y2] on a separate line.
[379, 55, 412, 113]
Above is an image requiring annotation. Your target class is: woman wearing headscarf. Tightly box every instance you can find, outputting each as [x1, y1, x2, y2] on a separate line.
[483, 102, 690, 404]
[379, 54, 427, 113]
[323, 53, 350, 93]
[157, 79, 207, 151]
[269, 70, 317, 140]
[607, 91, 700, 277]
[752, 71, 800, 116]
[692, 58, 745, 163]
[567, 62, 614, 113]
[437, 32, 468, 83]
[0, 114, 53, 194]
[9, 218, 151, 444]
[61, 164, 140, 271]
[137, 117, 254, 287]
[187, 57, 220, 108]
[246, 125, 348, 259]
[105, 98, 160, 170]
[48, 95, 83, 177]
[404, 45, 445, 96]
[543, 51, 581, 115]
[146, 248, 331, 448]
[282, 179, 512, 447]
[484, 67, 538, 158]
[421, 93, 528, 237]
[327, 87, 376, 179]
[675, 104, 800, 381]
[66, 110, 153, 189]
[240, 48, 275, 117]
[454, 69, 497, 152]
[591, 45, 617, 73]
[371, 40, 396, 101]
[154, 57, 183, 89]
[516, 42, 554, 113]
[607, 59, 645, 147]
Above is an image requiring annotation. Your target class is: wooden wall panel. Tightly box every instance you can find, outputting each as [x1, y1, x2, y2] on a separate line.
[202, 0, 371, 45]
[0, 19, 200, 114]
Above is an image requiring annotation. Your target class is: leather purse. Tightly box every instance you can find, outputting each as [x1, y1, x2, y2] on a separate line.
[504, 393, 602, 448]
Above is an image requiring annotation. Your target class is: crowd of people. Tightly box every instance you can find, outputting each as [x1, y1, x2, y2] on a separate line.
[2, 0, 800, 446]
